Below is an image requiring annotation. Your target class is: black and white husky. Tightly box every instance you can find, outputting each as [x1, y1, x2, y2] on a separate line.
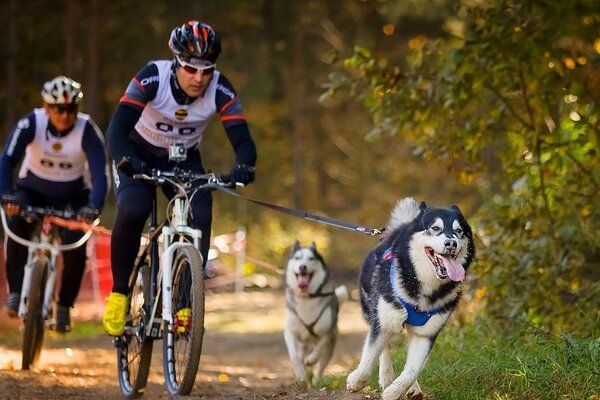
[284, 242, 349, 384]
[347, 198, 475, 399]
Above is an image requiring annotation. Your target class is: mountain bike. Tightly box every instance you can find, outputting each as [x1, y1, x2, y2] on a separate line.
[0, 205, 105, 370]
[113, 163, 237, 398]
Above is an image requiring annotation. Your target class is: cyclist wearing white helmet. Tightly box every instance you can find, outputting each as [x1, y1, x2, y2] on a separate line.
[0, 75, 108, 332]
[102, 20, 257, 336]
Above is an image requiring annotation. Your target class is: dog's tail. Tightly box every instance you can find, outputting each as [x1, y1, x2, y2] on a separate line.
[387, 197, 421, 232]
[334, 285, 349, 303]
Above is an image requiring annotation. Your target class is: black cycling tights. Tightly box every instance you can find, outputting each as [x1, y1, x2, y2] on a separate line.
[110, 184, 212, 295]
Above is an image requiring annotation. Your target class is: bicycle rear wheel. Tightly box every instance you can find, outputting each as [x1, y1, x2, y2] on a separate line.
[116, 264, 153, 399]
[163, 246, 205, 395]
[22, 259, 48, 370]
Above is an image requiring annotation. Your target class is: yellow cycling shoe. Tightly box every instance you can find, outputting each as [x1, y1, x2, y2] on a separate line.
[102, 292, 128, 336]
[176, 308, 191, 333]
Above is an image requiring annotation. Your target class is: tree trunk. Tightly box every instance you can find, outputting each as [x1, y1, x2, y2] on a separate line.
[86, 0, 100, 120]
[65, 2, 81, 77]
[3, 0, 18, 136]
[290, 14, 306, 209]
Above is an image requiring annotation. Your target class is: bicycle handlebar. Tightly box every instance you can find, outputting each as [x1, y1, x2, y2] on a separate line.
[46, 216, 111, 236]
[3, 203, 78, 220]
[0, 207, 103, 252]
[132, 169, 244, 189]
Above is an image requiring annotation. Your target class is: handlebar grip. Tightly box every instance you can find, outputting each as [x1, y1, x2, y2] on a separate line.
[217, 175, 241, 189]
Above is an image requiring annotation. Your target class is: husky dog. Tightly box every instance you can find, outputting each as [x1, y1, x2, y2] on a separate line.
[284, 241, 349, 384]
[347, 198, 475, 400]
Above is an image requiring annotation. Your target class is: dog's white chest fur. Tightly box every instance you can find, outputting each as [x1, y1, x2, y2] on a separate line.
[285, 292, 337, 341]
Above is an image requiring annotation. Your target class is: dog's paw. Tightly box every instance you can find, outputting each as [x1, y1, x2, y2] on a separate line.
[382, 384, 403, 400]
[381, 381, 422, 400]
[346, 369, 369, 392]
[304, 351, 319, 366]
[406, 381, 423, 400]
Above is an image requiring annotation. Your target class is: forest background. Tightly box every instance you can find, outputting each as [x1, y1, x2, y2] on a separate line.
[0, 0, 598, 338]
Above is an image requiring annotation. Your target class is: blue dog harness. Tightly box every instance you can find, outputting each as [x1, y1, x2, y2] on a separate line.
[383, 247, 442, 326]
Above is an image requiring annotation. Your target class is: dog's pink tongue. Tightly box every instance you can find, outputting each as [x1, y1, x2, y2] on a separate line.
[443, 257, 465, 282]
[298, 275, 310, 289]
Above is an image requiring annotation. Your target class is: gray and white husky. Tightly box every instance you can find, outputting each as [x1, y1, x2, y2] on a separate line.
[284, 241, 349, 384]
[347, 198, 475, 400]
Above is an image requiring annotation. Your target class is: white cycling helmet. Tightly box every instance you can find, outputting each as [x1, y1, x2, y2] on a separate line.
[41, 75, 83, 105]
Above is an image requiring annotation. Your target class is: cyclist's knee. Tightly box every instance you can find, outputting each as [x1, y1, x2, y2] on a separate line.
[117, 188, 152, 221]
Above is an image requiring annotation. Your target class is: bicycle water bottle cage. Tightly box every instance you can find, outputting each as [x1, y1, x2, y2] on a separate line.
[168, 144, 187, 162]
[171, 198, 187, 227]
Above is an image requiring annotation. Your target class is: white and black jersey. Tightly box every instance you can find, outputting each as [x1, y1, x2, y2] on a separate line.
[106, 59, 256, 168]
[0, 109, 108, 209]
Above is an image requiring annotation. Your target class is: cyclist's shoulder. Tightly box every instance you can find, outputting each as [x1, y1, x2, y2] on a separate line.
[14, 111, 37, 130]
[6, 111, 37, 146]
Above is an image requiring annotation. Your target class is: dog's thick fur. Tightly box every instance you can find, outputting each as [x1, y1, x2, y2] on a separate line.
[284, 242, 349, 384]
[347, 198, 475, 399]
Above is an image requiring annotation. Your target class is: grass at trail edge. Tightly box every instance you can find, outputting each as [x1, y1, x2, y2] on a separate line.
[319, 316, 600, 400]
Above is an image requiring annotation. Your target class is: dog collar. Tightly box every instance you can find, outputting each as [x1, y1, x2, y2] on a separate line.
[383, 246, 442, 326]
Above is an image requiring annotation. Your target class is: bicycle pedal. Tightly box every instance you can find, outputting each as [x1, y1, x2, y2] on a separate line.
[112, 336, 127, 348]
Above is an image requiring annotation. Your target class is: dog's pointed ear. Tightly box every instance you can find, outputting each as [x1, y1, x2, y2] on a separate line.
[451, 204, 462, 214]
[419, 201, 427, 211]
[293, 241, 301, 252]
[310, 241, 317, 250]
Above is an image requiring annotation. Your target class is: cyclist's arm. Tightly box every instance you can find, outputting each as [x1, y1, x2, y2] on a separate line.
[0, 114, 36, 195]
[215, 74, 257, 167]
[82, 119, 109, 210]
[107, 62, 159, 162]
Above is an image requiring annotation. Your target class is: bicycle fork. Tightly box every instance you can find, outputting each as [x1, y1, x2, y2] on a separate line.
[158, 224, 202, 326]
[18, 250, 58, 320]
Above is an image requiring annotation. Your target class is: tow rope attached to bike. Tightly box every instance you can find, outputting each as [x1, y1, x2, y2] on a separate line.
[211, 185, 384, 236]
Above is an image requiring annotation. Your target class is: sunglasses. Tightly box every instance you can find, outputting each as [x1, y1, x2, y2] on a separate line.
[176, 56, 216, 75]
[50, 104, 78, 114]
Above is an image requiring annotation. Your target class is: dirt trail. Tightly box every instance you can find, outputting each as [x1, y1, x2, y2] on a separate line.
[0, 289, 375, 400]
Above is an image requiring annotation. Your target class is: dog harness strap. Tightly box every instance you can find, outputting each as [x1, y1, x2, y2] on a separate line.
[212, 185, 385, 236]
[384, 246, 442, 326]
[286, 299, 332, 338]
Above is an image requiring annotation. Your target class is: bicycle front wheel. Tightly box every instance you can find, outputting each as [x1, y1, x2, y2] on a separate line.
[22, 259, 48, 370]
[163, 246, 205, 395]
[116, 264, 153, 399]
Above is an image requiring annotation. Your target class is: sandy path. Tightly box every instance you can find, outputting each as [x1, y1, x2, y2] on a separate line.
[0, 289, 374, 400]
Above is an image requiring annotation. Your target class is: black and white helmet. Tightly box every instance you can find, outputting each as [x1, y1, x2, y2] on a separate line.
[41, 75, 83, 105]
[169, 20, 221, 63]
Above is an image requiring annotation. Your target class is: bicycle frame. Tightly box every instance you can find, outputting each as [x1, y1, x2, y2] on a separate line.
[0, 208, 99, 320]
[129, 186, 203, 339]
[115, 164, 240, 397]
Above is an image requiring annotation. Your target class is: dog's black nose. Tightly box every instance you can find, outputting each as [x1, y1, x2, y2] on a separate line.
[299, 265, 307, 273]
[444, 239, 457, 250]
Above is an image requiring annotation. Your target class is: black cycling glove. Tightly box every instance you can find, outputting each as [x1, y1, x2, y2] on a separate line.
[1, 193, 20, 206]
[228, 164, 255, 185]
[78, 205, 100, 223]
[117, 156, 148, 177]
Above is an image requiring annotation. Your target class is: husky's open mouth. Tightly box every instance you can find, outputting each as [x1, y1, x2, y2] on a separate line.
[425, 247, 465, 282]
[295, 271, 313, 289]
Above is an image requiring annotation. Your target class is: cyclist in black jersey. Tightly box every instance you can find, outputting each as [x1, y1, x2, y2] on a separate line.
[0, 76, 108, 332]
[103, 20, 257, 336]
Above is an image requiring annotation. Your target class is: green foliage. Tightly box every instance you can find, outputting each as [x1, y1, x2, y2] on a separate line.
[325, 0, 600, 335]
